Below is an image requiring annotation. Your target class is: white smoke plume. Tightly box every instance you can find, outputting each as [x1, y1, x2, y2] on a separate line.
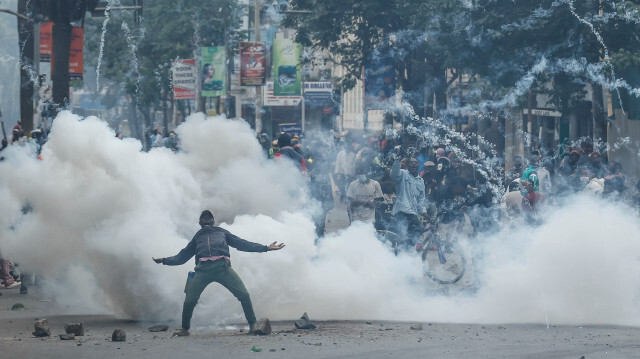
[1, 112, 640, 327]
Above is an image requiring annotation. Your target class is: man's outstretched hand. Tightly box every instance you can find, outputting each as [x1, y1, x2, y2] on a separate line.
[267, 242, 285, 251]
[152, 257, 164, 264]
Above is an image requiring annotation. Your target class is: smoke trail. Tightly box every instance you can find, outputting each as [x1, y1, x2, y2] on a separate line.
[95, 0, 113, 91]
[120, 22, 143, 99]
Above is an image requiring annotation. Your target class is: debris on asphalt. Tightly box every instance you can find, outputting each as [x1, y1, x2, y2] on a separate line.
[294, 312, 316, 330]
[251, 345, 262, 352]
[148, 325, 169, 332]
[59, 334, 75, 340]
[410, 324, 424, 331]
[33, 319, 51, 337]
[65, 322, 84, 336]
[111, 329, 126, 342]
[11, 303, 24, 310]
[252, 318, 272, 335]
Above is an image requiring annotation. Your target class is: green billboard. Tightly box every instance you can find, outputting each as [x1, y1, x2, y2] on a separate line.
[272, 39, 301, 96]
[201, 47, 226, 97]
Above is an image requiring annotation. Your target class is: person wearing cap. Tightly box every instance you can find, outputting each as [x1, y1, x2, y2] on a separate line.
[500, 179, 523, 222]
[153, 210, 285, 337]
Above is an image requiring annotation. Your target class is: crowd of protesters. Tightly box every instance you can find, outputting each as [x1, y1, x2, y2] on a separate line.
[263, 128, 640, 249]
[3, 116, 640, 289]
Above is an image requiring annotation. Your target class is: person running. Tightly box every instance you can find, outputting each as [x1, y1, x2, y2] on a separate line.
[152, 210, 285, 337]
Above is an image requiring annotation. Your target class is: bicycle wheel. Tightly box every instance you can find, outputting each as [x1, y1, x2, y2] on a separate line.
[421, 236, 466, 284]
[376, 230, 401, 254]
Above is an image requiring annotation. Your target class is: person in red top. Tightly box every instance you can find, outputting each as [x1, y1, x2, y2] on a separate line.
[521, 179, 544, 224]
[273, 133, 307, 172]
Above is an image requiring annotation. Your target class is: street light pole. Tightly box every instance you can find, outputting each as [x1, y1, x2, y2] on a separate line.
[254, 0, 262, 135]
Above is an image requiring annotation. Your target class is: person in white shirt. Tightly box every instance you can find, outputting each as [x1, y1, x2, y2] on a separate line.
[347, 165, 384, 223]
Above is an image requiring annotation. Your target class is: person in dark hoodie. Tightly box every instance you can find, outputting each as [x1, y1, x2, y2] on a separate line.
[274, 133, 307, 171]
[153, 210, 285, 337]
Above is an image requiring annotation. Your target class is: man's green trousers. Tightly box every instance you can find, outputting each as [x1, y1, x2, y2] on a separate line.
[181, 259, 256, 330]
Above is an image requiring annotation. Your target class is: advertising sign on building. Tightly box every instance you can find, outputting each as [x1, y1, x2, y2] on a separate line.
[365, 57, 395, 109]
[40, 22, 53, 62]
[279, 123, 302, 136]
[272, 39, 301, 96]
[49, 26, 84, 80]
[68, 27, 84, 80]
[201, 47, 226, 97]
[263, 81, 302, 107]
[172, 59, 197, 100]
[304, 81, 332, 107]
[239, 42, 266, 86]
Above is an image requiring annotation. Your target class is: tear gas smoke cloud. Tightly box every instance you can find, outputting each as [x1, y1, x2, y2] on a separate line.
[1, 112, 640, 327]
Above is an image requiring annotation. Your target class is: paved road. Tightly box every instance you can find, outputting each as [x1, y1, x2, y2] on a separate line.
[1, 287, 639, 358]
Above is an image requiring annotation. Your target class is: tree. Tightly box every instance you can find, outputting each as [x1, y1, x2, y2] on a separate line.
[286, 0, 640, 143]
[83, 0, 244, 142]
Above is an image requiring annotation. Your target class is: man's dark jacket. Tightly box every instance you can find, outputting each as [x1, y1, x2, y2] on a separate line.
[162, 225, 268, 266]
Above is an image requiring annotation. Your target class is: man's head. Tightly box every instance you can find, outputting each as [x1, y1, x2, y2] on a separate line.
[450, 156, 461, 168]
[423, 161, 436, 173]
[608, 161, 621, 174]
[513, 155, 523, 169]
[522, 179, 534, 193]
[407, 157, 419, 176]
[508, 179, 521, 192]
[589, 152, 601, 166]
[278, 133, 292, 148]
[355, 163, 369, 183]
[199, 210, 215, 226]
[529, 150, 541, 166]
[569, 150, 580, 163]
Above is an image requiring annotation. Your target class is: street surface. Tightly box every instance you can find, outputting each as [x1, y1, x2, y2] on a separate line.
[1, 287, 639, 358]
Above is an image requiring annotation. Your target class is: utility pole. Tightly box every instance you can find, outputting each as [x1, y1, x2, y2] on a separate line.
[17, 0, 35, 135]
[254, 0, 262, 135]
[50, 1, 73, 116]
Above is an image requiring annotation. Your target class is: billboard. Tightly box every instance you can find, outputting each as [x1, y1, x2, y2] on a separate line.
[40, 22, 53, 62]
[304, 81, 332, 107]
[69, 27, 84, 80]
[263, 81, 302, 107]
[239, 42, 266, 86]
[201, 47, 226, 97]
[365, 57, 395, 109]
[47, 25, 84, 80]
[272, 39, 301, 96]
[172, 59, 197, 100]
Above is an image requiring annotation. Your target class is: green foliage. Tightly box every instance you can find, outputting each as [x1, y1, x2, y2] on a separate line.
[84, 0, 243, 108]
[285, 0, 640, 115]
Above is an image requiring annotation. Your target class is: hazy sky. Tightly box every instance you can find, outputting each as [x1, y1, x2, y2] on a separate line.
[0, 0, 20, 130]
